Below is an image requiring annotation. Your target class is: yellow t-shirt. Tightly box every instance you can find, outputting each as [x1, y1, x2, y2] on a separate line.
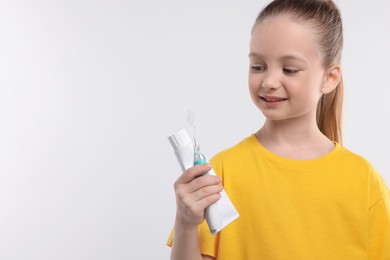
[167, 134, 390, 259]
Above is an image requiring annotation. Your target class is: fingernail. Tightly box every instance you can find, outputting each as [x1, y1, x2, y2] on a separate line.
[205, 163, 212, 169]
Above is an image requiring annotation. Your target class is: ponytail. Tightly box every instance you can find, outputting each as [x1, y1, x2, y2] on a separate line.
[316, 76, 343, 144]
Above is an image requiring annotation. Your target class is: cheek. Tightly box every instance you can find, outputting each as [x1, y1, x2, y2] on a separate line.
[248, 74, 260, 92]
[292, 79, 323, 106]
[248, 76, 260, 104]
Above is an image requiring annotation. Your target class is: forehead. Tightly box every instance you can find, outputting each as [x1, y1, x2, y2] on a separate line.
[250, 15, 321, 61]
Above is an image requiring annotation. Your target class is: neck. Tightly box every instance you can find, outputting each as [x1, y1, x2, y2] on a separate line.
[261, 117, 322, 144]
[255, 115, 334, 159]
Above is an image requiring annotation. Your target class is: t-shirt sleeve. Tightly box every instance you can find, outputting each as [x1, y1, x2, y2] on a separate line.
[368, 167, 390, 259]
[166, 155, 223, 257]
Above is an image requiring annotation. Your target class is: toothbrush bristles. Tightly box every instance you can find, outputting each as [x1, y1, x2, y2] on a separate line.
[187, 109, 200, 149]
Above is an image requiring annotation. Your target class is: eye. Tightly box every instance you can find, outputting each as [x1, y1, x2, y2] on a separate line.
[283, 67, 299, 74]
[250, 65, 266, 72]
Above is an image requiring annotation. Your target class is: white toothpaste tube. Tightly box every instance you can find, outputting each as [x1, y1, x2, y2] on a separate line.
[168, 128, 239, 235]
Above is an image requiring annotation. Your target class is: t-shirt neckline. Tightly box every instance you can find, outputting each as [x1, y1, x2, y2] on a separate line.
[249, 133, 344, 169]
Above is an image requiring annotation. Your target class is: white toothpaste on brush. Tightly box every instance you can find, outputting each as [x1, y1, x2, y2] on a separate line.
[168, 128, 239, 235]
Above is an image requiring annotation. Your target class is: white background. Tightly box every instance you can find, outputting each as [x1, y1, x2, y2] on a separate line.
[0, 0, 389, 259]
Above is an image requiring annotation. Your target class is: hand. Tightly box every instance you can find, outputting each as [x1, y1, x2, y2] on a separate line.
[174, 164, 223, 227]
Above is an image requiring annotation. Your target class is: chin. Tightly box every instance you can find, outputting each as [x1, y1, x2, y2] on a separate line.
[259, 110, 292, 121]
[264, 116, 291, 121]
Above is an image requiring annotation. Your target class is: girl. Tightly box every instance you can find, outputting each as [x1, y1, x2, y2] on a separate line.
[168, 0, 390, 259]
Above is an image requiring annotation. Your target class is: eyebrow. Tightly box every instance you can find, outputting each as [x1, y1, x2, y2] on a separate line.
[248, 52, 264, 58]
[248, 52, 307, 63]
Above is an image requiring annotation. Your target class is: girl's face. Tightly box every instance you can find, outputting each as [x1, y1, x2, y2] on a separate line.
[249, 15, 328, 122]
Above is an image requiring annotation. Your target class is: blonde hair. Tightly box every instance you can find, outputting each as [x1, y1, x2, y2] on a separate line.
[252, 0, 344, 143]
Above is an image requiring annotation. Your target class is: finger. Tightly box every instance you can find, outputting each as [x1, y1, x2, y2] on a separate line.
[194, 193, 222, 211]
[189, 184, 223, 202]
[186, 175, 222, 194]
[176, 164, 213, 184]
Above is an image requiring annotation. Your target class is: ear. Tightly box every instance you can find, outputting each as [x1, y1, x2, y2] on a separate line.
[321, 64, 342, 94]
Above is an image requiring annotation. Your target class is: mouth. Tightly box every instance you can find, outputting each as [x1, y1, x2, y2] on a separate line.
[260, 96, 288, 102]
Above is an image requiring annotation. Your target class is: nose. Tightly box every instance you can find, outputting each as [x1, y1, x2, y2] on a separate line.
[261, 70, 282, 90]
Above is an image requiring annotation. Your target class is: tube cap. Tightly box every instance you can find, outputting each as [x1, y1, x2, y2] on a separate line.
[168, 128, 192, 151]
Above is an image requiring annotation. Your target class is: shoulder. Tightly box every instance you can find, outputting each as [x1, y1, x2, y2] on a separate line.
[208, 135, 257, 178]
[340, 145, 389, 206]
[338, 144, 375, 171]
[210, 135, 254, 164]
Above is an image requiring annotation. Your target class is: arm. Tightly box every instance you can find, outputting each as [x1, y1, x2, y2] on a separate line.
[170, 164, 222, 260]
[368, 189, 390, 259]
[367, 168, 390, 259]
[170, 217, 202, 260]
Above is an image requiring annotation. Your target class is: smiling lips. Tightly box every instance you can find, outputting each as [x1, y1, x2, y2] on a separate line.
[260, 96, 287, 102]
[259, 95, 287, 107]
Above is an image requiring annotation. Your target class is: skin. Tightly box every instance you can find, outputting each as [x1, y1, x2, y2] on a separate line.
[170, 164, 222, 260]
[171, 14, 342, 260]
[249, 15, 342, 159]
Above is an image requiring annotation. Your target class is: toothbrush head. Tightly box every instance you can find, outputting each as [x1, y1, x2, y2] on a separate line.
[187, 109, 195, 127]
[187, 109, 200, 150]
